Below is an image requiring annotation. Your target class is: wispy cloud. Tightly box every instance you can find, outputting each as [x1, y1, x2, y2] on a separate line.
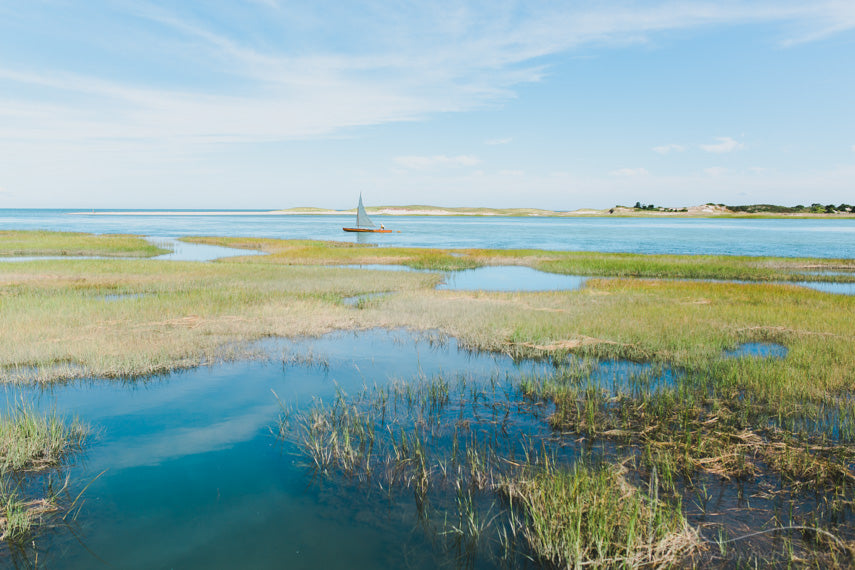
[395, 155, 481, 169]
[486, 137, 513, 145]
[700, 137, 745, 153]
[2, 2, 852, 147]
[653, 144, 685, 155]
[704, 167, 728, 176]
[611, 168, 649, 177]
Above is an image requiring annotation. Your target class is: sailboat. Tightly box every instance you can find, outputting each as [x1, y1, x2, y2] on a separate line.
[342, 194, 392, 233]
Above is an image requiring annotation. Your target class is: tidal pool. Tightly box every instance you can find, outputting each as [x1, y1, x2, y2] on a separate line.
[793, 280, 855, 295]
[339, 264, 588, 292]
[336, 264, 855, 296]
[149, 237, 266, 262]
[724, 342, 789, 359]
[438, 266, 587, 292]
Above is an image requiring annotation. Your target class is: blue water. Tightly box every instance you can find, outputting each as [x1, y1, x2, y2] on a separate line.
[2, 209, 854, 258]
[2, 330, 563, 569]
[438, 266, 587, 291]
[724, 342, 789, 359]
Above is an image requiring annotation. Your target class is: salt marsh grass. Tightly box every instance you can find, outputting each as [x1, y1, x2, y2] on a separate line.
[183, 236, 480, 270]
[286, 360, 855, 567]
[0, 403, 87, 544]
[0, 259, 440, 381]
[3, 252, 852, 401]
[185, 236, 855, 281]
[0, 403, 86, 471]
[0, 230, 168, 258]
[501, 462, 699, 568]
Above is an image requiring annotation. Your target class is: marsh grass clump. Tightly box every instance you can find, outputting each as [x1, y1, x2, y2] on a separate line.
[500, 462, 700, 568]
[0, 404, 87, 545]
[0, 404, 87, 471]
[0, 475, 59, 543]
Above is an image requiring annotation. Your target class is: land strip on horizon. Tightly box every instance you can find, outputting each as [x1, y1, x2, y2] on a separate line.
[70, 204, 855, 218]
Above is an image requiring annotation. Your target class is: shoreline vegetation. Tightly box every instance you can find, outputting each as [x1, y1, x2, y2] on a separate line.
[0, 231, 169, 258]
[0, 232, 852, 383]
[67, 203, 855, 218]
[1, 230, 854, 565]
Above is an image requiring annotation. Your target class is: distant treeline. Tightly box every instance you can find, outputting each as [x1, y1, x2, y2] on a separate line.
[720, 203, 853, 214]
[630, 202, 688, 213]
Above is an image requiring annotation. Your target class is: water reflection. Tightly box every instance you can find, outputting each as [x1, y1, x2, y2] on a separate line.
[149, 237, 265, 261]
[0, 330, 562, 569]
[439, 266, 587, 292]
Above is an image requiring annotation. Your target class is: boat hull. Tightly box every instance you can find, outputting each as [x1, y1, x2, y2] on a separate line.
[342, 228, 392, 233]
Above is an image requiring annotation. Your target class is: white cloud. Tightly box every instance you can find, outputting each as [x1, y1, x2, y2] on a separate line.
[611, 168, 649, 177]
[2, 3, 852, 148]
[394, 154, 481, 169]
[498, 169, 524, 176]
[653, 144, 685, 155]
[486, 137, 513, 145]
[851, 144, 855, 153]
[700, 137, 745, 153]
[704, 167, 728, 176]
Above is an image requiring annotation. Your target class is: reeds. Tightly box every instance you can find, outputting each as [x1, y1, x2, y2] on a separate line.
[283, 372, 709, 566]
[0, 403, 87, 471]
[500, 461, 700, 568]
[0, 402, 87, 544]
[282, 350, 855, 567]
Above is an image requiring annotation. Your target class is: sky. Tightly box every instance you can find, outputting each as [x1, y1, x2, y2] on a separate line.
[0, 1, 853, 210]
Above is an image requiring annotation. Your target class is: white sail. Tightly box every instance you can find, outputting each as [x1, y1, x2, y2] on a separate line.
[356, 194, 375, 228]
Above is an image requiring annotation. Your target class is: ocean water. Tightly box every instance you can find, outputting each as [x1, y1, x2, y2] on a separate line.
[1, 209, 853, 258]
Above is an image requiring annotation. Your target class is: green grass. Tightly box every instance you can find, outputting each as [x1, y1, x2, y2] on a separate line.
[501, 462, 697, 568]
[2, 238, 853, 397]
[285, 358, 855, 567]
[0, 257, 441, 381]
[184, 236, 855, 281]
[0, 403, 87, 471]
[467, 248, 855, 282]
[0, 404, 87, 543]
[182, 236, 480, 270]
[0, 230, 169, 258]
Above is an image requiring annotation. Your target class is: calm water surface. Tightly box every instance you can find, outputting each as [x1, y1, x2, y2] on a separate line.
[2, 331, 561, 569]
[2, 209, 853, 257]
